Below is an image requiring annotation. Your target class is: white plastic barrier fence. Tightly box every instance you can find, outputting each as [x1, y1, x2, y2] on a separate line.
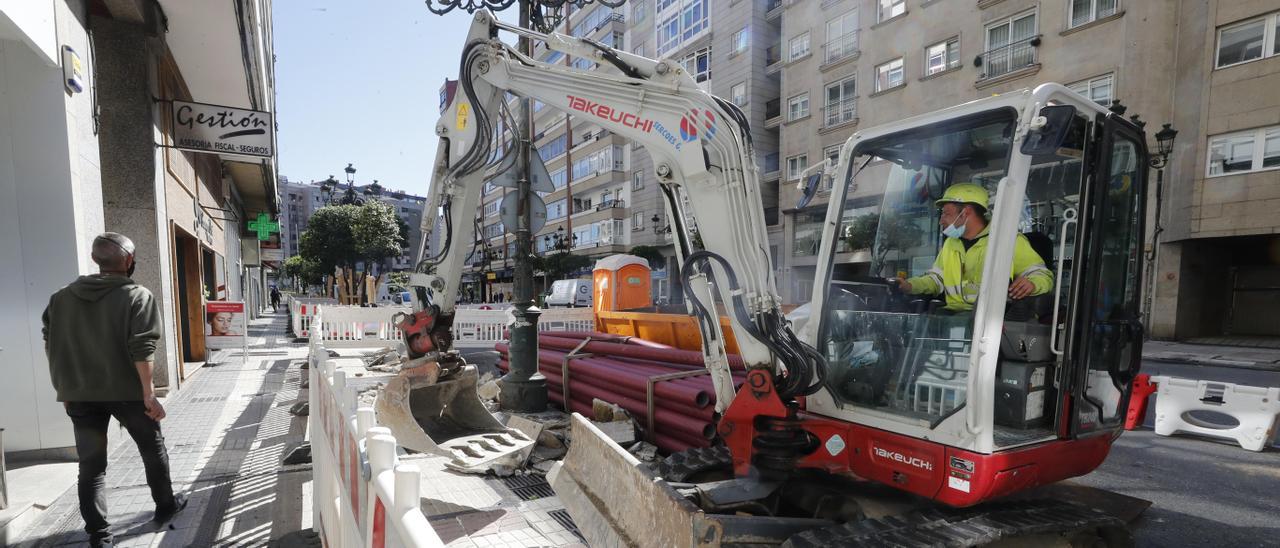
[1149, 375, 1280, 452]
[451, 307, 597, 349]
[291, 297, 337, 338]
[309, 327, 444, 548]
[316, 305, 410, 349]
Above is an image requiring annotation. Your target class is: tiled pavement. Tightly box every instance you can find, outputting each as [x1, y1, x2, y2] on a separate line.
[14, 310, 590, 547]
[13, 312, 312, 547]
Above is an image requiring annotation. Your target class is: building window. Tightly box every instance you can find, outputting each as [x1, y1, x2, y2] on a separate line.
[633, 169, 645, 190]
[634, 43, 646, 58]
[1207, 126, 1280, 177]
[925, 37, 960, 75]
[1067, 73, 1114, 105]
[824, 10, 859, 64]
[786, 154, 808, 180]
[632, 0, 647, 23]
[875, 58, 904, 92]
[682, 47, 712, 83]
[732, 27, 749, 54]
[1069, 0, 1118, 28]
[548, 198, 568, 220]
[484, 201, 500, 217]
[789, 32, 811, 60]
[823, 76, 857, 127]
[633, 211, 645, 230]
[550, 168, 567, 190]
[787, 93, 810, 121]
[878, 0, 905, 23]
[538, 133, 568, 161]
[656, 0, 708, 56]
[572, 145, 623, 181]
[1216, 12, 1280, 68]
[983, 11, 1038, 79]
[730, 81, 747, 106]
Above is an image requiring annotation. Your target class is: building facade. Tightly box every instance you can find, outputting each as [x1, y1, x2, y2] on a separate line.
[1, 0, 279, 455]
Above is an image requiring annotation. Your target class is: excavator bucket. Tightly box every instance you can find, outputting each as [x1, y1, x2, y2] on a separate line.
[548, 414, 828, 547]
[375, 362, 535, 474]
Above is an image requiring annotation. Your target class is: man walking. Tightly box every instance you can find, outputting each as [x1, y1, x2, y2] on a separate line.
[270, 285, 282, 312]
[42, 233, 187, 547]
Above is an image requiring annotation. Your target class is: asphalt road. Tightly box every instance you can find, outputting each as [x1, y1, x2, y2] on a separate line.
[471, 349, 1280, 546]
[1072, 359, 1280, 548]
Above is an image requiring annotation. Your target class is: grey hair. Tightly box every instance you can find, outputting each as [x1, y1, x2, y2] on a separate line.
[92, 232, 135, 270]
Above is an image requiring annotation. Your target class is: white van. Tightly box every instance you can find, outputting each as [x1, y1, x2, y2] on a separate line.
[545, 279, 592, 308]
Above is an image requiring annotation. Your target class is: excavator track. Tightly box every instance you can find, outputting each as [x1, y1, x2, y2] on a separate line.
[781, 498, 1131, 548]
[648, 446, 734, 482]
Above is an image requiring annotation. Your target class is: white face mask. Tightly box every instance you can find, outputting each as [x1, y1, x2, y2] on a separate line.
[942, 212, 967, 239]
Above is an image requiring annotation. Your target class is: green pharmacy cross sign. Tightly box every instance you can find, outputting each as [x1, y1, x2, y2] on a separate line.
[248, 213, 280, 241]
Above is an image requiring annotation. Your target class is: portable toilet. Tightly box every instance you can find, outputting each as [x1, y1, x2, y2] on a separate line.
[592, 255, 652, 312]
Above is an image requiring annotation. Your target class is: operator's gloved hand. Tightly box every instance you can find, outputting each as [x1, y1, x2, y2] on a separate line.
[891, 277, 913, 294]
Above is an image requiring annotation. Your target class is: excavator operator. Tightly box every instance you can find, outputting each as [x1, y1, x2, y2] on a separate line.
[892, 183, 1053, 312]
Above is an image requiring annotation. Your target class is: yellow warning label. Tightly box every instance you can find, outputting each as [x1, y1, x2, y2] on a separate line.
[456, 103, 471, 130]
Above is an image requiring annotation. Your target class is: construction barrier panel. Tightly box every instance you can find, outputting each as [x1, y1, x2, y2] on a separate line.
[290, 296, 337, 338]
[1149, 375, 1280, 452]
[309, 315, 444, 547]
[451, 307, 596, 349]
[316, 305, 410, 348]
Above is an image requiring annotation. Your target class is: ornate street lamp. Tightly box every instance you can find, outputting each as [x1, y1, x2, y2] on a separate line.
[320, 164, 365, 206]
[1143, 123, 1177, 337]
[650, 213, 672, 235]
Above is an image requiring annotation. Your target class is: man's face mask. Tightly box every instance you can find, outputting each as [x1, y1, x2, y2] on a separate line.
[941, 208, 967, 239]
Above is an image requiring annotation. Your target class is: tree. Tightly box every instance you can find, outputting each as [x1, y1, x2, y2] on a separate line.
[844, 212, 927, 275]
[298, 202, 408, 303]
[283, 255, 324, 292]
[628, 245, 665, 269]
[531, 251, 592, 281]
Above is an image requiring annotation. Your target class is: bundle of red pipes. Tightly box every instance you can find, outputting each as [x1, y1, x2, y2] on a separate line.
[493, 331, 747, 454]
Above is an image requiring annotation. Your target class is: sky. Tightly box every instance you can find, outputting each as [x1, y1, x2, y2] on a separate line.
[274, 1, 517, 198]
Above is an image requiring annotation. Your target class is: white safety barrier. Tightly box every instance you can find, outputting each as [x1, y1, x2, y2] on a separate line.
[291, 297, 337, 338]
[317, 305, 410, 349]
[1149, 375, 1280, 452]
[309, 324, 444, 548]
[451, 307, 597, 349]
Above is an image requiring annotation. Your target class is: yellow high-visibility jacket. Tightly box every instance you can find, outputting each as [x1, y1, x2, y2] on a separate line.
[906, 227, 1053, 311]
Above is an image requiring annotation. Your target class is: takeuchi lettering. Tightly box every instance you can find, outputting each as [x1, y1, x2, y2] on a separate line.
[566, 95, 654, 132]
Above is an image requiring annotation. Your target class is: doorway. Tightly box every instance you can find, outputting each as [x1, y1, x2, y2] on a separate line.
[173, 228, 205, 369]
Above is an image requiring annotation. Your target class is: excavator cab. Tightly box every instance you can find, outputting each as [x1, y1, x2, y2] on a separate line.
[807, 85, 1150, 472]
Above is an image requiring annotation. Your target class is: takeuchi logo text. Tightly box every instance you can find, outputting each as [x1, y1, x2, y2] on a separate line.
[567, 95, 654, 133]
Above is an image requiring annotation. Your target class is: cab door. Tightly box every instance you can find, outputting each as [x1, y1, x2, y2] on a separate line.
[1064, 115, 1149, 436]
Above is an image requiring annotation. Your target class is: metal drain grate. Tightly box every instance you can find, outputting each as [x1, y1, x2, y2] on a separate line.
[548, 509, 585, 541]
[189, 395, 228, 403]
[501, 475, 555, 501]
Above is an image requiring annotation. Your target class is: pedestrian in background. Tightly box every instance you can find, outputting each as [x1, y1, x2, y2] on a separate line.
[42, 232, 188, 547]
[270, 286, 282, 312]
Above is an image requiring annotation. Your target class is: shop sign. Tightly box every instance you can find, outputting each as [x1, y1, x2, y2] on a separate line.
[172, 100, 273, 158]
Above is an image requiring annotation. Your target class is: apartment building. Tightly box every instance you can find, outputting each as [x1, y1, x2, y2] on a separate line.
[772, 0, 1279, 340]
[627, 0, 784, 303]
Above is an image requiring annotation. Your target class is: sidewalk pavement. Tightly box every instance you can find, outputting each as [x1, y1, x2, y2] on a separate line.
[11, 311, 313, 547]
[1144, 340, 1280, 372]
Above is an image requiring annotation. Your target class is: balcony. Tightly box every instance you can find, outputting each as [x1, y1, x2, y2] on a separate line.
[764, 98, 782, 128]
[765, 44, 784, 75]
[821, 32, 859, 67]
[765, 0, 783, 20]
[976, 35, 1040, 81]
[595, 198, 626, 212]
[822, 99, 857, 129]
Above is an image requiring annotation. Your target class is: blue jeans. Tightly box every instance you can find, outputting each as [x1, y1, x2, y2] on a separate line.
[66, 401, 177, 544]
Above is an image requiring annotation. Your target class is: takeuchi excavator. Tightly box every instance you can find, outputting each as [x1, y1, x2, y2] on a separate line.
[395, 10, 1152, 546]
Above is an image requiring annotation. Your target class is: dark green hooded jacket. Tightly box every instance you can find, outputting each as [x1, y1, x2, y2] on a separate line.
[42, 274, 162, 402]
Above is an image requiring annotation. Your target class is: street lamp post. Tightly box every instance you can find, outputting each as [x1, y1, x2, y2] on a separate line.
[1143, 123, 1178, 336]
[319, 163, 365, 206]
